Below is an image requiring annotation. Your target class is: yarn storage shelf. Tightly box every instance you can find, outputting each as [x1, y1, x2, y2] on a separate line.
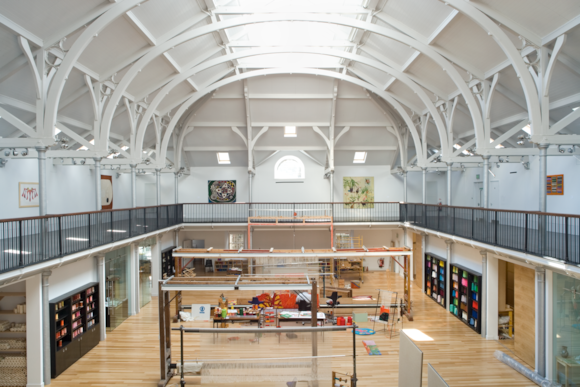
[0, 292, 27, 387]
[449, 264, 482, 334]
[424, 252, 447, 309]
[50, 282, 100, 378]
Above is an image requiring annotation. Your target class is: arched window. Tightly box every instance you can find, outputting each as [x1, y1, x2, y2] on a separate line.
[274, 156, 305, 180]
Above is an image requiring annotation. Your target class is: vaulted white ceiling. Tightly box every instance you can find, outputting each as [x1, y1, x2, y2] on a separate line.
[0, 0, 579, 170]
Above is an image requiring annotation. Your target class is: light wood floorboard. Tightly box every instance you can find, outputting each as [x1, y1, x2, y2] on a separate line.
[49, 271, 535, 386]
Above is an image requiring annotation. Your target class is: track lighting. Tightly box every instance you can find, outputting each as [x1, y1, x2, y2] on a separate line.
[12, 149, 18, 156]
[568, 146, 576, 153]
[517, 140, 524, 146]
[21, 149, 28, 156]
[558, 146, 565, 154]
[80, 159, 86, 165]
[72, 159, 77, 165]
[498, 157, 504, 163]
[0, 158, 7, 168]
[496, 163, 500, 168]
[4, 149, 10, 157]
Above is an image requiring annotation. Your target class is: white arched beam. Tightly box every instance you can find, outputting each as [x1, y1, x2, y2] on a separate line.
[157, 69, 428, 169]
[444, 0, 541, 139]
[100, 15, 483, 156]
[131, 47, 449, 160]
[43, 0, 145, 139]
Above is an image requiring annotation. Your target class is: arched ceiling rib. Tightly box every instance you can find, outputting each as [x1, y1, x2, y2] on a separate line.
[0, 0, 580, 169]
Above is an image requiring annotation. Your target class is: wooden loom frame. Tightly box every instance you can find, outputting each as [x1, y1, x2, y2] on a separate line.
[157, 274, 321, 387]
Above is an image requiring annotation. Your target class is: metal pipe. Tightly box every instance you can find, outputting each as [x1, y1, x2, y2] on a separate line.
[174, 172, 179, 204]
[482, 155, 490, 208]
[171, 326, 351, 333]
[353, 323, 358, 387]
[535, 267, 546, 376]
[94, 158, 102, 211]
[480, 251, 487, 339]
[36, 146, 48, 216]
[97, 256, 106, 341]
[130, 164, 137, 208]
[447, 163, 452, 206]
[445, 240, 453, 312]
[180, 326, 185, 387]
[42, 270, 52, 385]
[538, 144, 548, 255]
[248, 171, 253, 202]
[156, 169, 161, 205]
[329, 172, 334, 202]
[403, 171, 407, 202]
[422, 168, 426, 204]
[538, 144, 548, 212]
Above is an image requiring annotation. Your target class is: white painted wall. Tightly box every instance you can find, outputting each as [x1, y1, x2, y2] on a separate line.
[48, 257, 97, 299]
[2, 153, 580, 217]
[450, 155, 580, 214]
[0, 158, 132, 218]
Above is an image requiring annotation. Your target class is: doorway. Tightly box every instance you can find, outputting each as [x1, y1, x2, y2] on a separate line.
[473, 181, 499, 208]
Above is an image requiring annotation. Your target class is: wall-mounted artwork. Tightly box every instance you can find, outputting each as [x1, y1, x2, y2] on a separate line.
[208, 180, 236, 203]
[101, 175, 113, 209]
[19, 182, 39, 208]
[547, 174, 563, 195]
[343, 177, 374, 208]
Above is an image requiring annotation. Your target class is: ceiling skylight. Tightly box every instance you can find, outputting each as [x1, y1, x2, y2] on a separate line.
[217, 152, 231, 164]
[353, 151, 367, 163]
[522, 124, 531, 134]
[284, 126, 297, 137]
[220, 0, 365, 68]
[453, 143, 472, 155]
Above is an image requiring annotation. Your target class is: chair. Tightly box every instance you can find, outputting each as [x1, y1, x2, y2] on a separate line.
[204, 259, 213, 273]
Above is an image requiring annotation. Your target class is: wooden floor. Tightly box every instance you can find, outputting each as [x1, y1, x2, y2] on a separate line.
[49, 271, 535, 387]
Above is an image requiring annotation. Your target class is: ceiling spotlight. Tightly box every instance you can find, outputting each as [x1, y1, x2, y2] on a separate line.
[4, 149, 10, 157]
[496, 163, 500, 168]
[178, 173, 183, 178]
[61, 143, 69, 149]
[0, 158, 7, 168]
[167, 164, 173, 169]
[558, 146, 565, 154]
[21, 149, 28, 156]
[72, 159, 77, 165]
[522, 161, 530, 170]
[116, 173, 121, 179]
[568, 146, 576, 153]
[498, 157, 504, 163]
[517, 140, 524, 146]
[80, 159, 86, 165]
[12, 149, 18, 156]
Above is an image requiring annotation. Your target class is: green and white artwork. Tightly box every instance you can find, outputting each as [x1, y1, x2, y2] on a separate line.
[343, 177, 374, 208]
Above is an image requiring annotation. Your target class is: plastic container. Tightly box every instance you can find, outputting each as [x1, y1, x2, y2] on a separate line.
[347, 316, 352, 325]
[337, 317, 345, 326]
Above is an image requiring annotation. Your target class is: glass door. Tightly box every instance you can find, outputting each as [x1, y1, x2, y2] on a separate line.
[105, 247, 130, 332]
[139, 246, 152, 308]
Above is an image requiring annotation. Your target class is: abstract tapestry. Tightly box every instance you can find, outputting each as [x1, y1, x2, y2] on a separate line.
[208, 180, 236, 203]
[343, 177, 374, 208]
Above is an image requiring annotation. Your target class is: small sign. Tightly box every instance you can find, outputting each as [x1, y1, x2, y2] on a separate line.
[191, 304, 211, 321]
[547, 174, 564, 195]
[476, 174, 480, 180]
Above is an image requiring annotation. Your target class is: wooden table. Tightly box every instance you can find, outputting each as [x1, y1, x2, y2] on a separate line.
[212, 315, 259, 328]
[556, 356, 580, 387]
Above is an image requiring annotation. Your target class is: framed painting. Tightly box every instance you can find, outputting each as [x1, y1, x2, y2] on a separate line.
[101, 175, 113, 209]
[343, 177, 374, 209]
[546, 174, 563, 195]
[208, 180, 236, 203]
[19, 182, 39, 208]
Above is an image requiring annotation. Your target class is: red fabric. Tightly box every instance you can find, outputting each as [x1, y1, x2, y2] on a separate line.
[279, 293, 298, 309]
[273, 293, 283, 309]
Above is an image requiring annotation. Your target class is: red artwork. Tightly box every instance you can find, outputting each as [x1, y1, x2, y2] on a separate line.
[21, 187, 38, 202]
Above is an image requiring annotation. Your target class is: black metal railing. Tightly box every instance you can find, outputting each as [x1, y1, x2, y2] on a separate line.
[402, 203, 580, 264]
[1, 202, 578, 274]
[0, 205, 183, 274]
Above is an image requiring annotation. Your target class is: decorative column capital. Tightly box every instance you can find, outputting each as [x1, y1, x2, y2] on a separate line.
[481, 155, 491, 160]
[538, 143, 549, 150]
[445, 239, 454, 245]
